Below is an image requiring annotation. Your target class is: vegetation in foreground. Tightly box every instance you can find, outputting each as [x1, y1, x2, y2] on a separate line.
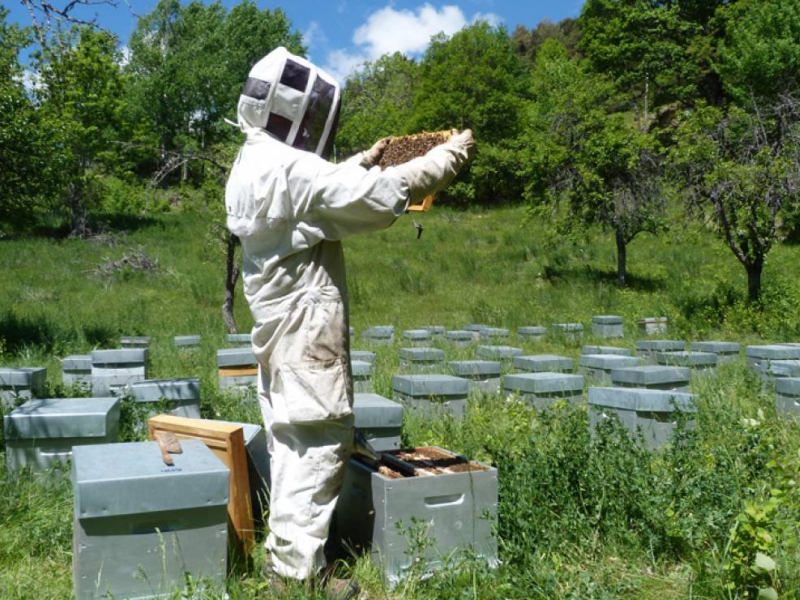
[2, 206, 800, 598]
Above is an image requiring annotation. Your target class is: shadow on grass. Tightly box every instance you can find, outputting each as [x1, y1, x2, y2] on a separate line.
[542, 264, 666, 292]
[2, 213, 158, 242]
[0, 311, 117, 355]
[91, 212, 158, 233]
[0, 311, 64, 355]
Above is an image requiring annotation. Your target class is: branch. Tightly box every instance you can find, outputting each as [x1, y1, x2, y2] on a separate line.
[713, 187, 749, 267]
[109, 140, 233, 186]
[19, 0, 127, 47]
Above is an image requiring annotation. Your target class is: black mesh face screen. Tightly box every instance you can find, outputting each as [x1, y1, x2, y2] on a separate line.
[320, 98, 340, 160]
[295, 76, 336, 155]
[280, 59, 311, 92]
[242, 77, 271, 100]
[265, 113, 293, 142]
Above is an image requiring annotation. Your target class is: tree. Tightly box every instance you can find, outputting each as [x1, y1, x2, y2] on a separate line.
[716, 0, 800, 104]
[672, 102, 800, 302]
[337, 53, 418, 157]
[0, 8, 53, 233]
[122, 0, 304, 332]
[124, 0, 304, 183]
[412, 21, 530, 204]
[18, 0, 118, 46]
[579, 0, 729, 124]
[35, 27, 125, 233]
[521, 41, 665, 287]
[511, 19, 582, 65]
[672, 0, 800, 302]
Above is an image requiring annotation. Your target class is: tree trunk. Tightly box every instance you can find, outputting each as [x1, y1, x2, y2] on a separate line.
[616, 231, 627, 288]
[69, 181, 86, 235]
[222, 233, 241, 333]
[746, 257, 764, 303]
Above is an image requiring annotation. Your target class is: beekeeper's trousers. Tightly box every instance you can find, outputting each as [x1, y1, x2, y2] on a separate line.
[251, 286, 354, 580]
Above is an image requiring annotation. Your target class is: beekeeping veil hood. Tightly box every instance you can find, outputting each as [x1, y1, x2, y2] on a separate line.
[237, 47, 341, 159]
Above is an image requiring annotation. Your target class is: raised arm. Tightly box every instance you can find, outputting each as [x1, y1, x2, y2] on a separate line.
[307, 130, 475, 240]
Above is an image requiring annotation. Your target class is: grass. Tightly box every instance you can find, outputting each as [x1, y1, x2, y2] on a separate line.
[2, 204, 800, 598]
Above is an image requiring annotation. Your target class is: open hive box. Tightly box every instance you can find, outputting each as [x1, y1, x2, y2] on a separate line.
[337, 445, 498, 586]
[379, 131, 453, 212]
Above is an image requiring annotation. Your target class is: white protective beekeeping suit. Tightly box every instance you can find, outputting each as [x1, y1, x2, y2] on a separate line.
[225, 46, 474, 580]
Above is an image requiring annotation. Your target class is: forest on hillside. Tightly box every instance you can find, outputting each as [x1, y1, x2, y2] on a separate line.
[2, 0, 800, 301]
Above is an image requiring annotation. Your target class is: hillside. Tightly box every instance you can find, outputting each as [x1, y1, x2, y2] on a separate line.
[2, 206, 800, 598]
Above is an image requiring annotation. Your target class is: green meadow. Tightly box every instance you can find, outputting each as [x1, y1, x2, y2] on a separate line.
[2, 205, 800, 598]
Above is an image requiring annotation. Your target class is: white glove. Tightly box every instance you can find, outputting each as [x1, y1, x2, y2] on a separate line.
[359, 137, 392, 169]
[395, 129, 475, 205]
[449, 129, 476, 161]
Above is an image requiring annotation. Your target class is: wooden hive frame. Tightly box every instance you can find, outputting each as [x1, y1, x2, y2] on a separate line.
[147, 414, 255, 552]
[379, 130, 453, 212]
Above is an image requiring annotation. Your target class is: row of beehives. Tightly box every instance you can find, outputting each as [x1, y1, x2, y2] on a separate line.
[117, 316, 667, 352]
[360, 317, 670, 344]
[2, 383, 494, 596]
[2, 335, 799, 416]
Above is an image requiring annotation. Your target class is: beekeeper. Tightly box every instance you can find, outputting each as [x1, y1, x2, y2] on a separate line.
[225, 47, 474, 589]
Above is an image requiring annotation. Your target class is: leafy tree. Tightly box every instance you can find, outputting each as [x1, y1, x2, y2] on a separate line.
[716, 0, 800, 104]
[34, 27, 125, 233]
[412, 21, 530, 204]
[511, 19, 582, 65]
[579, 0, 729, 124]
[0, 8, 54, 233]
[672, 102, 800, 302]
[336, 53, 418, 157]
[124, 0, 304, 183]
[521, 41, 665, 286]
[414, 22, 528, 144]
[672, 0, 800, 303]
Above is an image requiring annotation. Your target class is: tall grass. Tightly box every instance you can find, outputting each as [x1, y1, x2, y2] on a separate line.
[2, 205, 800, 597]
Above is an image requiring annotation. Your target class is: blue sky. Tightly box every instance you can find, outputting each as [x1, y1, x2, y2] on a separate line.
[7, 1, 585, 79]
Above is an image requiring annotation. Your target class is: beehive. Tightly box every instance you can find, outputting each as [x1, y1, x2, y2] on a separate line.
[448, 361, 502, 394]
[513, 354, 573, 373]
[592, 315, 624, 339]
[588, 387, 696, 450]
[335, 446, 497, 587]
[0, 367, 47, 409]
[5, 397, 120, 471]
[504, 373, 584, 409]
[352, 360, 374, 393]
[72, 440, 228, 599]
[393, 374, 469, 419]
[398, 348, 445, 374]
[129, 378, 202, 419]
[578, 354, 643, 384]
[353, 393, 404, 451]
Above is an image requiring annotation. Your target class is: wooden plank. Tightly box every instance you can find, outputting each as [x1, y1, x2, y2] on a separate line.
[147, 414, 255, 552]
[218, 367, 258, 377]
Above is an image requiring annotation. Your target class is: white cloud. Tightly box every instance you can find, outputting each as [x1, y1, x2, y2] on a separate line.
[302, 21, 321, 49]
[118, 45, 131, 67]
[472, 12, 503, 26]
[353, 4, 467, 60]
[324, 48, 369, 83]
[17, 69, 41, 92]
[323, 3, 503, 82]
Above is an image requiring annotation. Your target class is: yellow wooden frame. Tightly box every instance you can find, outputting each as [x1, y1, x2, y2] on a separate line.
[406, 193, 436, 212]
[147, 414, 255, 552]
